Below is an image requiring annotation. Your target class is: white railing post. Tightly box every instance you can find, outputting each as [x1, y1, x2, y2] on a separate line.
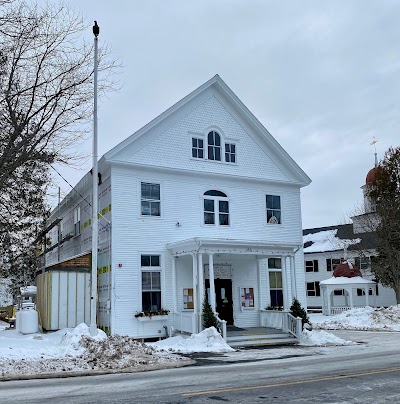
[296, 317, 302, 339]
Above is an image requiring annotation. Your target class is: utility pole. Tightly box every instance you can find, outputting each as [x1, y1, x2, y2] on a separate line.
[90, 21, 100, 336]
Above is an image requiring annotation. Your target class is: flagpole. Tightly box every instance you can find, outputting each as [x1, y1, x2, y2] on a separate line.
[90, 21, 100, 336]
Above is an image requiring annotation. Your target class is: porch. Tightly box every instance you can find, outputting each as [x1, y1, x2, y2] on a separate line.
[167, 238, 303, 343]
[172, 290, 303, 346]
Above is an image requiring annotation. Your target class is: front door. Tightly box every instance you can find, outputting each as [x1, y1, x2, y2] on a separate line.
[205, 279, 234, 325]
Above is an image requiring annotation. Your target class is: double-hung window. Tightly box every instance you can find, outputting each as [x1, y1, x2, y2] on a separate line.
[141, 182, 160, 217]
[355, 256, 370, 271]
[192, 138, 204, 159]
[326, 258, 342, 271]
[141, 255, 161, 312]
[266, 195, 281, 224]
[225, 143, 236, 163]
[203, 190, 229, 226]
[268, 258, 283, 307]
[306, 281, 320, 297]
[207, 131, 221, 161]
[74, 207, 81, 236]
[305, 260, 319, 272]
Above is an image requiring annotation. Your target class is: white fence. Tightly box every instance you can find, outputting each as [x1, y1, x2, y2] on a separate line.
[330, 306, 365, 316]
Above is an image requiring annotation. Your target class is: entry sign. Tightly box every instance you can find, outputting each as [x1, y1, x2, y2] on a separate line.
[204, 264, 232, 279]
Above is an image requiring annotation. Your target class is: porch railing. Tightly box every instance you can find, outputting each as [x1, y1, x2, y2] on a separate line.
[173, 311, 196, 334]
[215, 312, 227, 341]
[330, 306, 365, 316]
[282, 312, 302, 339]
[259, 310, 302, 339]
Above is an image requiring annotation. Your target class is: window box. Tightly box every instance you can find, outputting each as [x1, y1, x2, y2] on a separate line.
[135, 308, 169, 320]
[136, 315, 169, 322]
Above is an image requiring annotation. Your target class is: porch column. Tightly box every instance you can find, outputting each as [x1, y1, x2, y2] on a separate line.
[198, 253, 204, 330]
[281, 255, 289, 311]
[192, 253, 198, 333]
[290, 255, 296, 299]
[171, 256, 177, 313]
[348, 287, 354, 309]
[327, 288, 331, 315]
[257, 258, 263, 311]
[208, 253, 216, 312]
[365, 286, 369, 307]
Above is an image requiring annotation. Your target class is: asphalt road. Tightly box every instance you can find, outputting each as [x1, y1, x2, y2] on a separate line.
[1, 341, 400, 403]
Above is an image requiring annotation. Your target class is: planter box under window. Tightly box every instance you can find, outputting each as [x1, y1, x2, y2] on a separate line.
[136, 315, 169, 322]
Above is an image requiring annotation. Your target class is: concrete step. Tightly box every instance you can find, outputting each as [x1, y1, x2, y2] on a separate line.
[228, 337, 297, 348]
[226, 333, 289, 342]
[227, 332, 297, 348]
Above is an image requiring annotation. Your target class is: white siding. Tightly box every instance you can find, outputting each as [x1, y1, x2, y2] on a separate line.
[122, 94, 291, 183]
[110, 164, 305, 336]
[304, 252, 396, 309]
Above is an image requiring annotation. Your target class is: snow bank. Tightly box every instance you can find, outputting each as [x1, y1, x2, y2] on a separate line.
[0, 323, 188, 378]
[150, 327, 235, 353]
[299, 329, 354, 346]
[312, 305, 400, 331]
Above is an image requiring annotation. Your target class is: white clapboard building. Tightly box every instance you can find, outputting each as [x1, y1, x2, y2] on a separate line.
[303, 164, 396, 312]
[43, 75, 311, 339]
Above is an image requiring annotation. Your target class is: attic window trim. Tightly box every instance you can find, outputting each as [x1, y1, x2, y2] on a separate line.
[191, 129, 238, 165]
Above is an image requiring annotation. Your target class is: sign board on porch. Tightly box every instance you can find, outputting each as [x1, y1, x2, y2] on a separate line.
[240, 287, 254, 308]
[183, 288, 194, 309]
[204, 264, 232, 279]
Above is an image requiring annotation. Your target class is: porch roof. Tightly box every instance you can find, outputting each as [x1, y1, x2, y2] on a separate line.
[166, 237, 301, 257]
[320, 276, 376, 287]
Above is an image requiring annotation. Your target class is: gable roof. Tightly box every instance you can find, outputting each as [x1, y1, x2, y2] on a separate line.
[303, 224, 377, 254]
[103, 75, 311, 186]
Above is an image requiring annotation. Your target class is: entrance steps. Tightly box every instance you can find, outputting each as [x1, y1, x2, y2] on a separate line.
[226, 330, 297, 348]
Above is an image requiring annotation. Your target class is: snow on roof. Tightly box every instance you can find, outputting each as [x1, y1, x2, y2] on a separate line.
[320, 276, 376, 285]
[303, 229, 361, 253]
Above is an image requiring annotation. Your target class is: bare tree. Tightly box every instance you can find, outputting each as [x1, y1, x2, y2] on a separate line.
[0, 0, 116, 193]
[0, 1, 117, 292]
[367, 146, 400, 303]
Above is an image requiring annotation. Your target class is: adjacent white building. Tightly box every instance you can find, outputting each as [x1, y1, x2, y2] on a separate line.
[303, 165, 396, 312]
[43, 75, 311, 339]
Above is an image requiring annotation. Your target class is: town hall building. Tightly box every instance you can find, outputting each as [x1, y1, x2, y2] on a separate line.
[40, 75, 311, 339]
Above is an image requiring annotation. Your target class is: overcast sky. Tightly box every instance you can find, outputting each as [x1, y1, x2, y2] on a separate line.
[55, 0, 400, 229]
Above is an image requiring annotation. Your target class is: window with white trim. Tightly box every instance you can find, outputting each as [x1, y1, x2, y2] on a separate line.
[141, 255, 161, 312]
[357, 288, 374, 296]
[268, 258, 283, 307]
[141, 182, 160, 217]
[224, 143, 236, 163]
[306, 281, 320, 297]
[355, 256, 370, 271]
[192, 137, 204, 159]
[326, 258, 342, 271]
[305, 260, 319, 272]
[207, 131, 221, 161]
[203, 190, 229, 226]
[74, 207, 81, 236]
[266, 195, 281, 224]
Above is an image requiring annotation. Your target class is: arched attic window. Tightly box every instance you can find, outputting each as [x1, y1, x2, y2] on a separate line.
[207, 131, 221, 161]
[203, 190, 229, 226]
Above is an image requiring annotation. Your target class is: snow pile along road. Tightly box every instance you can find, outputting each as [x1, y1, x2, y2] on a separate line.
[150, 327, 235, 353]
[312, 305, 400, 331]
[0, 323, 190, 378]
[299, 329, 354, 346]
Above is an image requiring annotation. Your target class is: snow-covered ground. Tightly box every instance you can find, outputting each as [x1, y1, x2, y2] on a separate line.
[310, 305, 400, 331]
[0, 323, 190, 379]
[0, 305, 399, 380]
